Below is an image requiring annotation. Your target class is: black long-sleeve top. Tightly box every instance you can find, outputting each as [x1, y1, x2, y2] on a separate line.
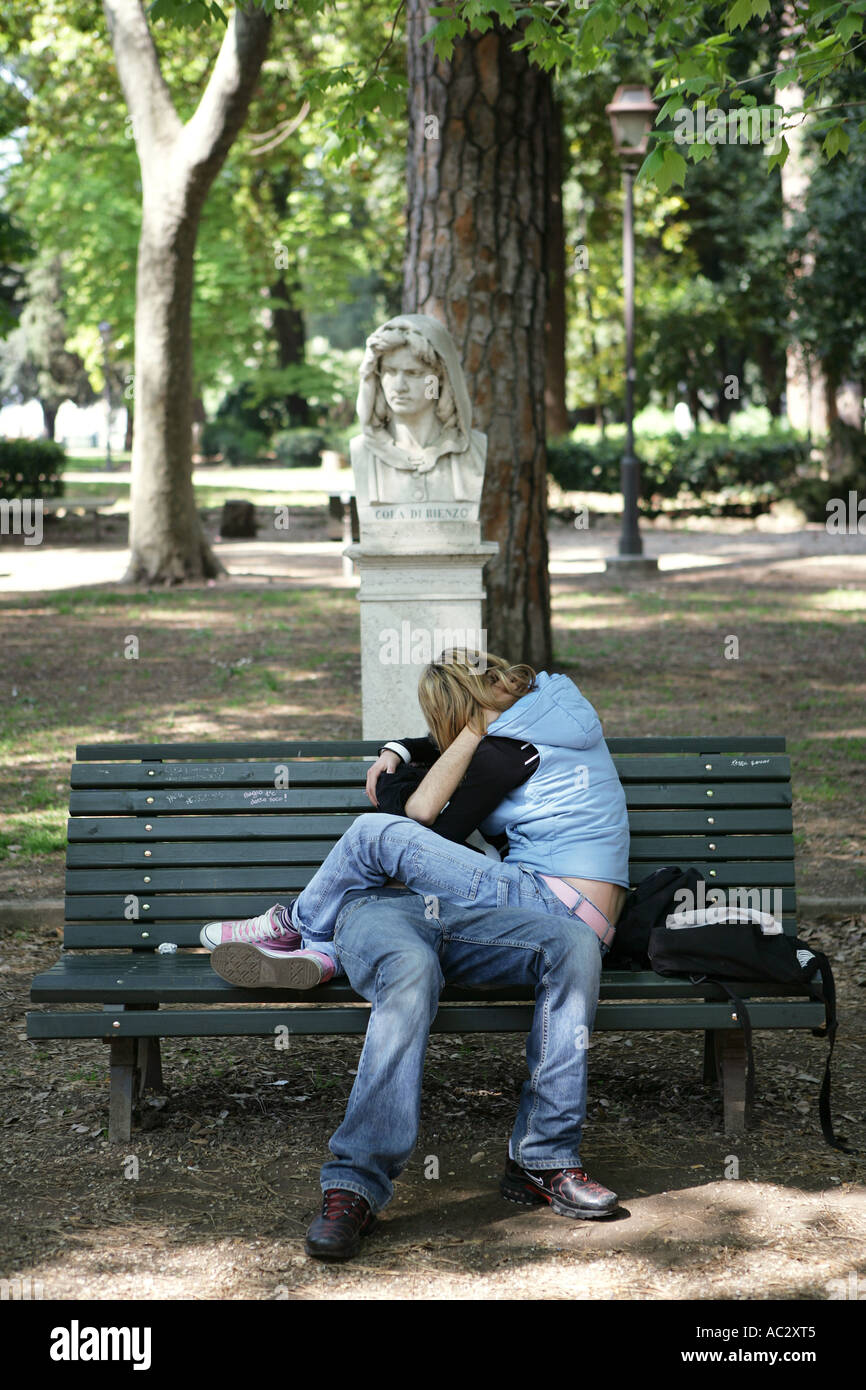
[374, 733, 539, 855]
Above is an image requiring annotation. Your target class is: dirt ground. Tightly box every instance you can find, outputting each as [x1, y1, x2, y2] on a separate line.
[1, 507, 865, 1300]
[2, 912, 864, 1300]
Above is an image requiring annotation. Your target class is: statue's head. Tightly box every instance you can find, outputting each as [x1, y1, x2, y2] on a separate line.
[357, 318, 460, 436]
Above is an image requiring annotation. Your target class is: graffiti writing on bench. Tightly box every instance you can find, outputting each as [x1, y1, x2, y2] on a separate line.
[242, 789, 291, 807]
[157, 790, 230, 806]
[150, 764, 227, 783]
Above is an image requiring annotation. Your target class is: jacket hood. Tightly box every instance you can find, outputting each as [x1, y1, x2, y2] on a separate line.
[486, 671, 602, 751]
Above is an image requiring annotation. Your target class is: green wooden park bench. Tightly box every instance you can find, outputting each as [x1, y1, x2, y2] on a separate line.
[27, 736, 825, 1143]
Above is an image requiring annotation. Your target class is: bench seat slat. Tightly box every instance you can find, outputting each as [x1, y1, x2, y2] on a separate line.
[26, 999, 826, 1039]
[29, 954, 823, 1004]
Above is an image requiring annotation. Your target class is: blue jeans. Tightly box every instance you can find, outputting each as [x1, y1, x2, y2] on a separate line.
[319, 889, 606, 1212]
[294, 813, 613, 976]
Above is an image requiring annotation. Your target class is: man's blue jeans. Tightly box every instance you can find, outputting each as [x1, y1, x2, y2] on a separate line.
[294, 812, 615, 972]
[319, 889, 606, 1213]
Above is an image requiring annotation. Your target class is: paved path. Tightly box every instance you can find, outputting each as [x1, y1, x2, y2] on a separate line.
[2, 516, 865, 594]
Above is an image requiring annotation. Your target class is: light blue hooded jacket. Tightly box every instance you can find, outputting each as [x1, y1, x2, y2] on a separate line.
[480, 671, 630, 886]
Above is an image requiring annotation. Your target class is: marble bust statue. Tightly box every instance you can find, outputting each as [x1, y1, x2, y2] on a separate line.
[350, 314, 487, 518]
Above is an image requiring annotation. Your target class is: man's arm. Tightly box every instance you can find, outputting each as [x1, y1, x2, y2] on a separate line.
[365, 734, 439, 807]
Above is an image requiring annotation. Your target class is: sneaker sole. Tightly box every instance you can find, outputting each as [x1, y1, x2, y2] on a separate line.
[499, 1176, 617, 1221]
[211, 943, 323, 990]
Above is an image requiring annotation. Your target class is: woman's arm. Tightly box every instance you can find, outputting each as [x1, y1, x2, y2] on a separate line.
[404, 717, 497, 826]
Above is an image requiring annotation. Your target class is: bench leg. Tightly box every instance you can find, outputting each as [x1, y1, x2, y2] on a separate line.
[109, 1039, 136, 1143]
[714, 1029, 748, 1136]
[136, 1037, 163, 1096]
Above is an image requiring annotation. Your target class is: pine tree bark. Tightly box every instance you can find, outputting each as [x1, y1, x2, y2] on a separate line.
[103, 1, 271, 583]
[402, 1, 552, 667]
[544, 100, 569, 440]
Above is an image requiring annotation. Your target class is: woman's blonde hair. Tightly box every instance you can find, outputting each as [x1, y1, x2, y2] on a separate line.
[417, 649, 536, 751]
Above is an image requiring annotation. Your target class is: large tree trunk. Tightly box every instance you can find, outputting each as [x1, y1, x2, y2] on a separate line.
[130, 197, 215, 580]
[403, 1, 552, 668]
[544, 99, 569, 440]
[103, 1, 271, 583]
[41, 401, 57, 440]
[778, 4, 828, 439]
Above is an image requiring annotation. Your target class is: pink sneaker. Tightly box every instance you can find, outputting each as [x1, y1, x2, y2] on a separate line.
[211, 940, 336, 990]
[199, 903, 300, 951]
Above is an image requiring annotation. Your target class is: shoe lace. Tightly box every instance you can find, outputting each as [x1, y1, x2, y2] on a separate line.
[322, 1190, 365, 1222]
[235, 906, 294, 942]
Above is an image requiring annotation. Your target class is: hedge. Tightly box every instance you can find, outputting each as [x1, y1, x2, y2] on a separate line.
[0, 438, 66, 501]
[547, 431, 812, 508]
[271, 428, 332, 468]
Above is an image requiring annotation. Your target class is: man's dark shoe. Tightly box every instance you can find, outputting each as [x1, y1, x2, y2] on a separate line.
[500, 1156, 618, 1220]
[304, 1188, 376, 1261]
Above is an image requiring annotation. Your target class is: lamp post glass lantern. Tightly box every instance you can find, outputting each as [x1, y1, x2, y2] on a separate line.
[604, 85, 658, 569]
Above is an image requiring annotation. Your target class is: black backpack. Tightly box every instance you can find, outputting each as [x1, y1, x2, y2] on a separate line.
[606, 865, 706, 970]
[647, 918, 853, 1153]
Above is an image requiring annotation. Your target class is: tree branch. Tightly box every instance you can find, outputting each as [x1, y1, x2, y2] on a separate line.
[181, 3, 272, 181]
[102, 0, 183, 164]
[248, 100, 311, 155]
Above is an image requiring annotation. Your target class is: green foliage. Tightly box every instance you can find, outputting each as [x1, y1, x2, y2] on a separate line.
[0, 437, 66, 499]
[418, 0, 865, 191]
[199, 418, 268, 466]
[788, 422, 866, 520]
[271, 427, 332, 468]
[547, 429, 811, 509]
[787, 110, 866, 395]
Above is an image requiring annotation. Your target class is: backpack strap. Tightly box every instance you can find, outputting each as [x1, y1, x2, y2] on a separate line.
[804, 950, 857, 1155]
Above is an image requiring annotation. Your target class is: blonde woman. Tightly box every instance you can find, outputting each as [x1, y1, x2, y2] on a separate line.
[202, 650, 630, 991]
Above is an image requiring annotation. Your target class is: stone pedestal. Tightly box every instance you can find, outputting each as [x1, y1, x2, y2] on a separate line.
[344, 541, 499, 740]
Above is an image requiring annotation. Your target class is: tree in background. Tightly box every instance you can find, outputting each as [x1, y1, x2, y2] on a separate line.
[0, 254, 95, 437]
[100, 0, 272, 583]
[403, 0, 555, 666]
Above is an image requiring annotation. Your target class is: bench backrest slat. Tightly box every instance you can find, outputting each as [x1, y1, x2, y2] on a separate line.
[75, 737, 788, 761]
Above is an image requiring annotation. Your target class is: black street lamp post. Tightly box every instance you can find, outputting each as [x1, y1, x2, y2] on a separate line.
[605, 85, 659, 575]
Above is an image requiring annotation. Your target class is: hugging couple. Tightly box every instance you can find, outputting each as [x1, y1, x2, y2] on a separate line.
[199, 649, 630, 1261]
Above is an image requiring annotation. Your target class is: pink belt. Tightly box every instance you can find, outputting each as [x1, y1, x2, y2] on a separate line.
[540, 875, 617, 947]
